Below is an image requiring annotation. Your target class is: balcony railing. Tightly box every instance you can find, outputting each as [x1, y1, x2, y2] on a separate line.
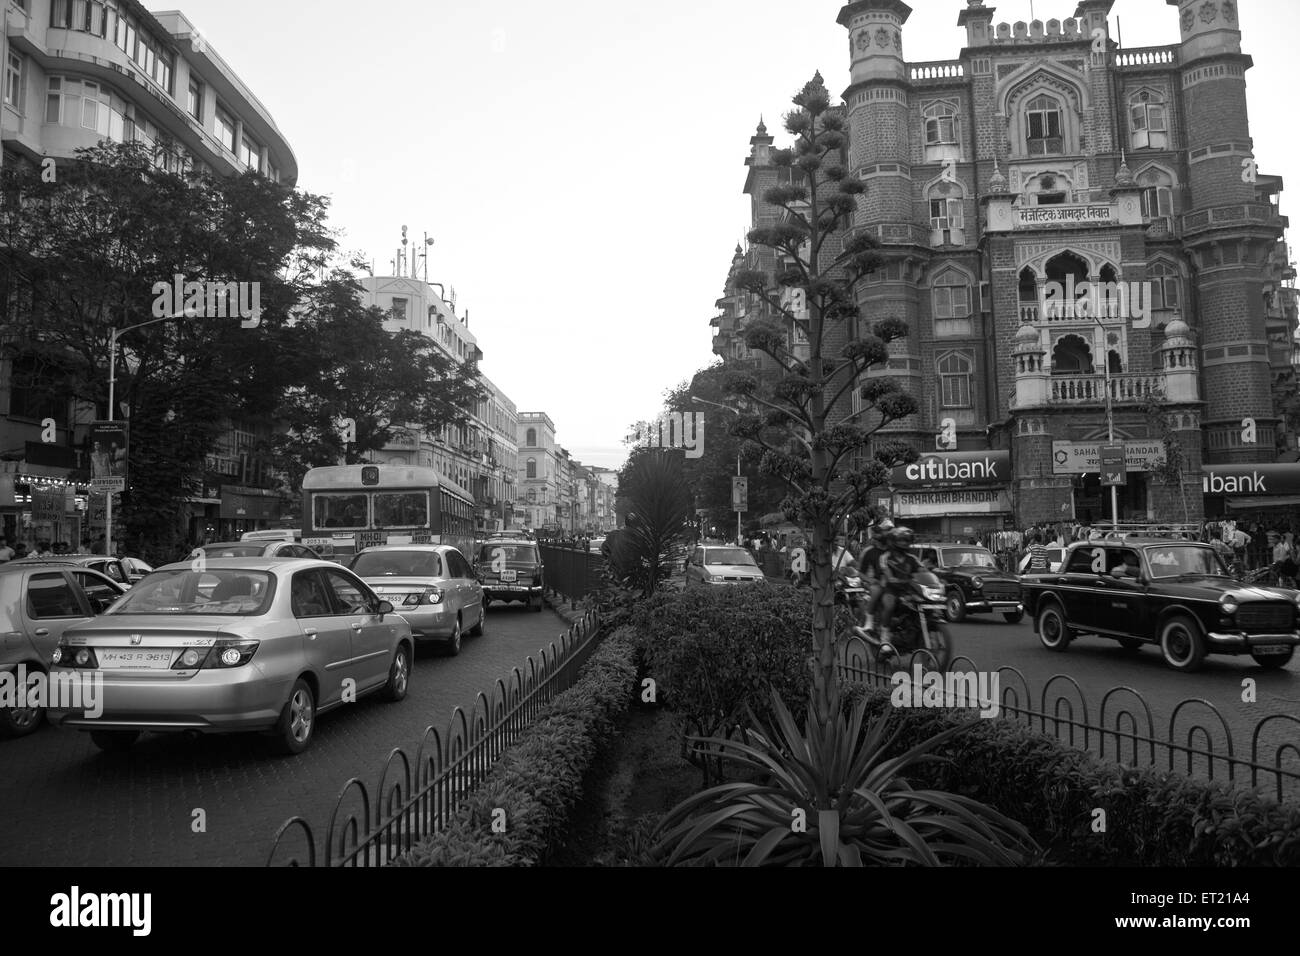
[909, 61, 965, 81]
[1049, 372, 1162, 404]
[1114, 47, 1178, 68]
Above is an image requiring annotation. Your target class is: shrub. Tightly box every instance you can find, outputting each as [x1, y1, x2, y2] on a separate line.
[851, 686, 1300, 866]
[631, 583, 813, 785]
[394, 627, 638, 867]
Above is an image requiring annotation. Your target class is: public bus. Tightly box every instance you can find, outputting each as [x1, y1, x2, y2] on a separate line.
[301, 464, 476, 562]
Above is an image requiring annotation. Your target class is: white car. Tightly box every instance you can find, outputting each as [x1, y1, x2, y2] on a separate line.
[684, 545, 765, 586]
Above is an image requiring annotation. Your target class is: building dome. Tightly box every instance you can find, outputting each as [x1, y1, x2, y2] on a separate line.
[989, 160, 1008, 193]
[1015, 322, 1041, 348]
[1161, 314, 1195, 349]
[1114, 159, 1135, 187]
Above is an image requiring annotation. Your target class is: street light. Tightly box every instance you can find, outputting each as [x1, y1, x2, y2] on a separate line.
[1093, 313, 1120, 530]
[104, 309, 201, 556]
[688, 395, 743, 545]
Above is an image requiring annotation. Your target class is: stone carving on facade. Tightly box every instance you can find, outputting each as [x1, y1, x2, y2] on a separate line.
[875, 27, 891, 48]
[1222, 0, 1236, 23]
[893, 31, 902, 51]
[857, 30, 871, 51]
[1181, 8, 1195, 32]
[1198, 1, 1218, 25]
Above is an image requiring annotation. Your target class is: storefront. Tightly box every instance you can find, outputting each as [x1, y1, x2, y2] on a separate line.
[0, 470, 89, 549]
[216, 485, 287, 540]
[1051, 441, 1161, 523]
[889, 451, 1012, 540]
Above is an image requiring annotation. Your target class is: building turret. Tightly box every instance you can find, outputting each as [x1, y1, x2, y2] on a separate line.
[1159, 313, 1199, 403]
[1013, 322, 1049, 409]
[1167, 0, 1281, 462]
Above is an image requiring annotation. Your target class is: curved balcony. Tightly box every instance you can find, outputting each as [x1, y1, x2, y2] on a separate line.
[1049, 372, 1162, 405]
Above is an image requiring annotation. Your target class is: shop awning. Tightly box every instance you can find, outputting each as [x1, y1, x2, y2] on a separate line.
[1225, 496, 1300, 509]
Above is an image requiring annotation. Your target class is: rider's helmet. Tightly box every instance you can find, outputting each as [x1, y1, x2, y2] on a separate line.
[872, 518, 895, 542]
[886, 525, 914, 549]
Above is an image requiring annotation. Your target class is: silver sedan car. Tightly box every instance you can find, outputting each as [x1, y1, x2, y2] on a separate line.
[47, 558, 413, 755]
[348, 545, 485, 656]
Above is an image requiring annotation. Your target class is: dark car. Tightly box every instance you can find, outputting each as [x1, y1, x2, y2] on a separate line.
[474, 540, 544, 612]
[912, 542, 1024, 623]
[1021, 539, 1300, 671]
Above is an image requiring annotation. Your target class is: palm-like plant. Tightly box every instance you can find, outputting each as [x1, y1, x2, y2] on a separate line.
[648, 691, 1039, 866]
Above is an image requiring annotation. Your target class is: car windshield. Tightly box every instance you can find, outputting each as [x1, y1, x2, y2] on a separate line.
[109, 570, 274, 615]
[351, 550, 443, 577]
[705, 548, 756, 566]
[202, 545, 265, 558]
[1145, 546, 1229, 578]
[477, 544, 538, 563]
[944, 548, 997, 568]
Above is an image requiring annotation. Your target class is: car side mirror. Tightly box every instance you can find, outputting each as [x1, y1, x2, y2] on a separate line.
[376, 600, 394, 618]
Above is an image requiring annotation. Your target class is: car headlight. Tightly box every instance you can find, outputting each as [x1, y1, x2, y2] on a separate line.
[1219, 594, 1238, 616]
[971, 576, 984, 590]
[922, 586, 945, 601]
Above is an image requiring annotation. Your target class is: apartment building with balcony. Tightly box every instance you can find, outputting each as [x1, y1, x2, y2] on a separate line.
[1, 0, 298, 545]
[360, 274, 522, 533]
[517, 411, 558, 531]
[717, 0, 1291, 533]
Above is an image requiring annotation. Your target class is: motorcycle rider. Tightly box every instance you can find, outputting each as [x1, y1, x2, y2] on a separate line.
[874, 525, 921, 655]
[855, 519, 894, 638]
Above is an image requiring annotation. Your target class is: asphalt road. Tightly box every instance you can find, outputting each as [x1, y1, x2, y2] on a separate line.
[0, 601, 576, 867]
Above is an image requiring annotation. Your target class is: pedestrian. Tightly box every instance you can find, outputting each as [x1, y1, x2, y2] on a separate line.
[0, 537, 12, 563]
[34, 540, 53, 558]
[90, 533, 107, 555]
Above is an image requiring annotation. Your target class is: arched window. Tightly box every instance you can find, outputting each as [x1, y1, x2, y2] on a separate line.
[923, 101, 960, 146]
[937, 350, 973, 408]
[1149, 260, 1181, 311]
[1052, 334, 1093, 374]
[932, 269, 971, 336]
[1137, 167, 1174, 221]
[1129, 90, 1168, 150]
[525, 427, 537, 447]
[927, 182, 965, 247]
[1025, 94, 1063, 155]
[526, 458, 537, 479]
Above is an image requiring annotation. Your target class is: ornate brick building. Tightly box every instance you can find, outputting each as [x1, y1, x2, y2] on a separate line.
[712, 0, 1291, 534]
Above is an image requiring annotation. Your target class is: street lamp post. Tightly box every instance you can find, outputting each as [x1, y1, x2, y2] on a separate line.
[688, 395, 741, 544]
[1095, 318, 1120, 529]
[104, 310, 199, 557]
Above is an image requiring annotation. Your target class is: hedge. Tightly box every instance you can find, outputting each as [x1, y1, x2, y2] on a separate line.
[844, 684, 1300, 866]
[393, 626, 637, 867]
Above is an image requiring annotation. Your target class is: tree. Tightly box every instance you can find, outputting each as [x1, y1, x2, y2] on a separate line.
[1142, 392, 1190, 525]
[716, 74, 920, 730]
[663, 362, 788, 536]
[609, 447, 692, 596]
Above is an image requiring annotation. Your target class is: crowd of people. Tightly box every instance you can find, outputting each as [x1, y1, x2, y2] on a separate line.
[0, 533, 112, 563]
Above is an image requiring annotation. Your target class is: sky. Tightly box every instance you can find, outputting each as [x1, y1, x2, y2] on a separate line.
[162, 0, 1300, 470]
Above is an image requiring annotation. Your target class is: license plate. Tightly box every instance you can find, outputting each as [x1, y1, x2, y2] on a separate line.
[500, 570, 517, 582]
[97, 649, 176, 670]
[1254, 644, 1291, 656]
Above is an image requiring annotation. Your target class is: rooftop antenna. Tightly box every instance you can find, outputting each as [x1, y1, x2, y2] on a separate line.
[400, 225, 408, 277]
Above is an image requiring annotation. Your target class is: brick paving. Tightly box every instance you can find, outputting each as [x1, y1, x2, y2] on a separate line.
[0, 602, 577, 866]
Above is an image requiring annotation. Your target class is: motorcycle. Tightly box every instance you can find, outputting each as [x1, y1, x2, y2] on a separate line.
[837, 568, 952, 672]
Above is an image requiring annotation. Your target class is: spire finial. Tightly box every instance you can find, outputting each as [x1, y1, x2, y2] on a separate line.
[757, 115, 766, 135]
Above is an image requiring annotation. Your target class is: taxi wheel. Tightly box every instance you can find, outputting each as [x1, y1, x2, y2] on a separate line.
[468, 601, 485, 637]
[945, 591, 967, 623]
[1037, 602, 1071, 652]
[270, 679, 315, 755]
[1159, 615, 1206, 673]
[381, 644, 411, 702]
[0, 667, 46, 738]
[445, 617, 463, 656]
[90, 730, 139, 753]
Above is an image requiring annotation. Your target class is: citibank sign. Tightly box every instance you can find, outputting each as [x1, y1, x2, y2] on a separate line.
[1201, 464, 1300, 496]
[892, 451, 1010, 487]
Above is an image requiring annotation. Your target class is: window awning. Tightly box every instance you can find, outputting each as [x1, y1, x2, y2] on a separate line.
[1225, 496, 1300, 509]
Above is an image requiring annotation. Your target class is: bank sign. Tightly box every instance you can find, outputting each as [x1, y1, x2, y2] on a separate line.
[891, 451, 1010, 487]
[1202, 464, 1300, 496]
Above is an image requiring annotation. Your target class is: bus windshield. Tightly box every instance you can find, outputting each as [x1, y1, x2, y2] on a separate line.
[373, 492, 428, 527]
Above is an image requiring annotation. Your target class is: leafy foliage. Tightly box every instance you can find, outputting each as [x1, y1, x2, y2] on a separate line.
[395, 627, 637, 867]
[631, 584, 813, 785]
[846, 687, 1300, 866]
[609, 449, 692, 596]
[1142, 392, 1190, 524]
[647, 690, 1039, 866]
